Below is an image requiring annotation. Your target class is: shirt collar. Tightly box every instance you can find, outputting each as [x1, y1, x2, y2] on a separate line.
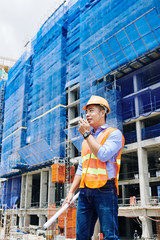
[91, 123, 109, 135]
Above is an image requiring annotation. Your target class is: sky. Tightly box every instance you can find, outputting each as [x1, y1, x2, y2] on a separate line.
[0, 0, 64, 61]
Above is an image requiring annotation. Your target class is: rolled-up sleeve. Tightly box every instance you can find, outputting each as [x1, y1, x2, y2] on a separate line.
[97, 129, 123, 162]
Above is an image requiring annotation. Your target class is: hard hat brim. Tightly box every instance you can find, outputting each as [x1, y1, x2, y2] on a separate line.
[83, 103, 110, 113]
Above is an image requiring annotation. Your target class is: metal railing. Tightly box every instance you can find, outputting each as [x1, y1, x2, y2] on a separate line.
[119, 168, 160, 180]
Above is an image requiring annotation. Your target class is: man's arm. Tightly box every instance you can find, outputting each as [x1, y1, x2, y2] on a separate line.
[97, 130, 123, 162]
[63, 174, 81, 205]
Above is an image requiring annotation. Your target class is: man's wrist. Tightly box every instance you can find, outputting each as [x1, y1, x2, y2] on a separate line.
[83, 131, 91, 139]
[68, 191, 74, 194]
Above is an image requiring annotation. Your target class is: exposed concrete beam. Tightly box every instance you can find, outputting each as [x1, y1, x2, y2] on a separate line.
[122, 143, 138, 153]
[122, 136, 160, 154]
[17, 209, 48, 216]
[119, 206, 160, 217]
[119, 177, 160, 186]
[141, 137, 160, 148]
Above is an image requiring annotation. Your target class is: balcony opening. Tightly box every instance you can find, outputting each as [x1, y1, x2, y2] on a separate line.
[31, 173, 40, 208]
[142, 115, 160, 140]
[30, 215, 39, 225]
[120, 152, 138, 181]
[123, 122, 136, 144]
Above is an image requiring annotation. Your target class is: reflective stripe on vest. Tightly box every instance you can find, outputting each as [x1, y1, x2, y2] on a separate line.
[82, 167, 106, 175]
[116, 159, 121, 165]
[82, 153, 97, 163]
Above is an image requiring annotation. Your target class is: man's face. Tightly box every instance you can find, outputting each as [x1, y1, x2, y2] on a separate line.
[85, 105, 105, 128]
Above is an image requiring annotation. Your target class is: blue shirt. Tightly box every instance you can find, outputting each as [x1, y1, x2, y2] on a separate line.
[76, 124, 123, 179]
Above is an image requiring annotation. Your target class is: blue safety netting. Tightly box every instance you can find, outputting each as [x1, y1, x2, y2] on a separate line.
[78, 0, 160, 139]
[64, 126, 83, 152]
[120, 60, 160, 122]
[65, 0, 80, 89]
[142, 123, 160, 140]
[1, 52, 30, 174]
[17, 139, 56, 165]
[0, 80, 5, 146]
[124, 131, 137, 145]
[0, 4, 67, 175]
[82, 8, 160, 81]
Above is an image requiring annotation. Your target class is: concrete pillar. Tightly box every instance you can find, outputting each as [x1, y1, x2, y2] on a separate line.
[20, 175, 26, 208]
[136, 120, 152, 239]
[25, 174, 32, 208]
[133, 74, 144, 117]
[40, 170, 48, 208]
[39, 215, 46, 227]
[133, 74, 140, 117]
[68, 87, 74, 120]
[137, 147, 150, 205]
[48, 168, 55, 204]
[133, 74, 153, 239]
[19, 214, 23, 228]
[24, 215, 30, 233]
[122, 185, 126, 205]
[139, 216, 153, 239]
[136, 121, 150, 205]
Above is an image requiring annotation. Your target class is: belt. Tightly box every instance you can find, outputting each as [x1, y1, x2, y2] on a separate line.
[99, 178, 115, 189]
[107, 178, 115, 183]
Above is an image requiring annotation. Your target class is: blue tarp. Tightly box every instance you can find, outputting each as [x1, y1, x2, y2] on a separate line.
[0, 176, 21, 208]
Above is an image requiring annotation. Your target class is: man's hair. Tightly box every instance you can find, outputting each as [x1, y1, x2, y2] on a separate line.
[96, 105, 107, 120]
[97, 105, 105, 112]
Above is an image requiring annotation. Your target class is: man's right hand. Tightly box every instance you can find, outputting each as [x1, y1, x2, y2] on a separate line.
[62, 174, 81, 206]
[62, 192, 74, 206]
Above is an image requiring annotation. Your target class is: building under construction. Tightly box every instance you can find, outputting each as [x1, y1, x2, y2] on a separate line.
[0, 0, 160, 239]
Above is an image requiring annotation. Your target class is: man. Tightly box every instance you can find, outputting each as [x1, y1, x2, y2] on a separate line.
[64, 95, 124, 240]
[133, 230, 138, 240]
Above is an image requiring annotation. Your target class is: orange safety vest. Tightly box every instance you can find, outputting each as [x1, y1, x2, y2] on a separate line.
[79, 127, 125, 194]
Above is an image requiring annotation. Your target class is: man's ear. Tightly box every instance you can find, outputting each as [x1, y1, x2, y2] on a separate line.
[101, 109, 106, 118]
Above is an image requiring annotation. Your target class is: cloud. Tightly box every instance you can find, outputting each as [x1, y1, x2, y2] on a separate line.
[0, 0, 64, 60]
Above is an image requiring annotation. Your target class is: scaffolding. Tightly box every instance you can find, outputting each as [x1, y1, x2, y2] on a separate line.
[0, 205, 17, 240]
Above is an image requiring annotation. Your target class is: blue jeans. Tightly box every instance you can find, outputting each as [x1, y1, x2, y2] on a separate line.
[76, 181, 119, 240]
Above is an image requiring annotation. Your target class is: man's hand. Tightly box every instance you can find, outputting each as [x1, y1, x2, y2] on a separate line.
[78, 118, 90, 135]
[62, 175, 81, 206]
[62, 192, 74, 206]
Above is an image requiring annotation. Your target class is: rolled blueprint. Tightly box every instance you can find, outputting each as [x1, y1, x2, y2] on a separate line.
[43, 192, 79, 229]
